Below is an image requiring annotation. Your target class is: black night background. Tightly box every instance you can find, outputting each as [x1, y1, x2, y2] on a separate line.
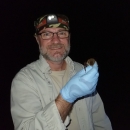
[1, 0, 130, 129]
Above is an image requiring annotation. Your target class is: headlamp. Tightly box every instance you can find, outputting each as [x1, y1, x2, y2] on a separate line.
[34, 14, 69, 34]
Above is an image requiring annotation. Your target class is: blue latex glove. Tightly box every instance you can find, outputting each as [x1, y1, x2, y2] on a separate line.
[60, 62, 99, 103]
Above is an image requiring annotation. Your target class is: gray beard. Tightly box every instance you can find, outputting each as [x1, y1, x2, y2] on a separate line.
[39, 44, 70, 62]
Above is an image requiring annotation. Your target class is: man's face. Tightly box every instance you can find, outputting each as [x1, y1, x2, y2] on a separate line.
[35, 28, 70, 62]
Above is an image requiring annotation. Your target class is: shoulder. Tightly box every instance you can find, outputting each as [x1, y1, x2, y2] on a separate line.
[12, 60, 39, 81]
[73, 61, 84, 72]
[65, 56, 84, 72]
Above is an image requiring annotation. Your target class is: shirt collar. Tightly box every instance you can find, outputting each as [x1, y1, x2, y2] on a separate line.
[37, 54, 75, 74]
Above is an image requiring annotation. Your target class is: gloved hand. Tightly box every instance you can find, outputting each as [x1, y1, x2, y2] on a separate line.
[60, 62, 99, 103]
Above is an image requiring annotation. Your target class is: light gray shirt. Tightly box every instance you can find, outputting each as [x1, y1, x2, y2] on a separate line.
[11, 55, 112, 130]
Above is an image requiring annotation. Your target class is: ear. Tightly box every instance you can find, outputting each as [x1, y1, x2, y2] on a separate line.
[34, 34, 40, 45]
[69, 33, 71, 39]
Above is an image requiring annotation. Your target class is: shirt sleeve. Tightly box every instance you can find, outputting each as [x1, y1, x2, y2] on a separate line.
[92, 93, 113, 130]
[11, 71, 67, 130]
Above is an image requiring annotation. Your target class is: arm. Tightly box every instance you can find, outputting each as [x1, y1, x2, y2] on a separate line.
[55, 95, 73, 122]
[92, 93, 113, 130]
[55, 62, 99, 122]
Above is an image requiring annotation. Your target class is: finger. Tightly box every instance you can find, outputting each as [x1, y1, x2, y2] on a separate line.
[92, 61, 98, 69]
[82, 67, 99, 79]
[77, 66, 92, 76]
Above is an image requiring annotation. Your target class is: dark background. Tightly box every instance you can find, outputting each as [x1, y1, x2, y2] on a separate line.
[1, 0, 130, 129]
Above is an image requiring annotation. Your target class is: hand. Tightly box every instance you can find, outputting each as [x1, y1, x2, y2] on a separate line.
[60, 62, 99, 103]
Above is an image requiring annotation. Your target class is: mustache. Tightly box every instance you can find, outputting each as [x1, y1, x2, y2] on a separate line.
[47, 43, 64, 49]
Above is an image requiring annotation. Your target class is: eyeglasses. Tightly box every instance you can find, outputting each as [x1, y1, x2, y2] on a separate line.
[38, 30, 69, 40]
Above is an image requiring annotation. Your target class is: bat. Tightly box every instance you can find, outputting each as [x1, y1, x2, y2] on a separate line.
[84, 58, 95, 70]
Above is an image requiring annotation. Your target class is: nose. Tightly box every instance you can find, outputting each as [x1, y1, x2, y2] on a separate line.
[51, 33, 60, 43]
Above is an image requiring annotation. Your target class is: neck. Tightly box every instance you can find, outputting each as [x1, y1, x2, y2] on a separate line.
[47, 60, 66, 71]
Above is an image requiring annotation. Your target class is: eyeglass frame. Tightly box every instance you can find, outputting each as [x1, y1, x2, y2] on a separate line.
[37, 30, 70, 40]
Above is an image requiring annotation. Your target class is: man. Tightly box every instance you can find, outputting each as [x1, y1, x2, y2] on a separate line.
[11, 14, 112, 130]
